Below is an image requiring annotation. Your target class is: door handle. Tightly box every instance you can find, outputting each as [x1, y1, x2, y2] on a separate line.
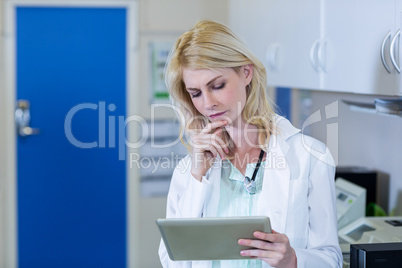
[310, 39, 320, 72]
[381, 31, 392, 73]
[266, 43, 280, 71]
[15, 100, 40, 137]
[390, 29, 400, 74]
[317, 39, 328, 73]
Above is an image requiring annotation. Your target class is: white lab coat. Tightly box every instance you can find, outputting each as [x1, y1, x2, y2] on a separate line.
[159, 115, 343, 268]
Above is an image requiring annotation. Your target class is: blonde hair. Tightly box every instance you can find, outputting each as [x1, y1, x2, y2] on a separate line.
[165, 20, 275, 155]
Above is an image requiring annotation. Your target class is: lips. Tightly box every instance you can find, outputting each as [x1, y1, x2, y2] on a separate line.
[209, 111, 227, 119]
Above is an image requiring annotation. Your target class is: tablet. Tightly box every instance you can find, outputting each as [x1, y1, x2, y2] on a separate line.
[157, 216, 271, 261]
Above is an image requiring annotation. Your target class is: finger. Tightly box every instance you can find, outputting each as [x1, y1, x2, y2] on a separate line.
[193, 133, 225, 151]
[254, 231, 288, 244]
[200, 120, 228, 134]
[238, 238, 276, 251]
[195, 131, 229, 157]
[201, 144, 219, 159]
[206, 143, 226, 160]
[206, 139, 227, 160]
[196, 129, 225, 145]
[212, 127, 229, 148]
[191, 131, 222, 147]
[240, 248, 280, 259]
[210, 129, 229, 156]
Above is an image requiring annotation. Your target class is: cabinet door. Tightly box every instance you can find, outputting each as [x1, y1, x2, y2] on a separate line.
[396, 0, 402, 95]
[260, 0, 321, 90]
[293, 0, 321, 90]
[259, 0, 300, 88]
[230, 0, 295, 87]
[229, 0, 264, 57]
[231, 0, 320, 90]
[322, 0, 356, 92]
[353, 0, 396, 95]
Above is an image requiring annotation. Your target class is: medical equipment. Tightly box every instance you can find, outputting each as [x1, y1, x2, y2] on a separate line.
[336, 178, 366, 230]
[335, 166, 389, 213]
[350, 242, 402, 268]
[243, 149, 265, 195]
[338, 216, 402, 253]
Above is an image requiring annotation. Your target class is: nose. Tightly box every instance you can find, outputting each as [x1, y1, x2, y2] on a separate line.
[203, 91, 217, 110]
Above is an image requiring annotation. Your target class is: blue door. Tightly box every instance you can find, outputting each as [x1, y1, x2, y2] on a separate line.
[16, 7, 127, 267]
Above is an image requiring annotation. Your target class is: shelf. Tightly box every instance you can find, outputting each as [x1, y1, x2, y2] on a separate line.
[342, 100, 402, 118]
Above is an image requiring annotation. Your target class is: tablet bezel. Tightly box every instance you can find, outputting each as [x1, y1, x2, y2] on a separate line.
[157, 216, 272, 261]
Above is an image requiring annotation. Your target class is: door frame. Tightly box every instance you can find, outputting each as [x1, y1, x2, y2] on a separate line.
[0, 1, 140, 267]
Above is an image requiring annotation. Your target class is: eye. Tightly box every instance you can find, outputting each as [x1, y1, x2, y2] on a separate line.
[191, 91, 201, 98]
[213, 83, 225, 90]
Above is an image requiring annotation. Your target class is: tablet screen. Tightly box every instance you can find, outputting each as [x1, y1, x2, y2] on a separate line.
[157, 216, 271, 261]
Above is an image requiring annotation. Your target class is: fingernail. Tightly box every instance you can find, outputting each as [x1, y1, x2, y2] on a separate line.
[240, 251, 245, 255]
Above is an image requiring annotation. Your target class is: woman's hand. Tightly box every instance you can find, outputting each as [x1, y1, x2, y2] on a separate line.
[238, 230, 297, 268]
[190, 120, 229, 181]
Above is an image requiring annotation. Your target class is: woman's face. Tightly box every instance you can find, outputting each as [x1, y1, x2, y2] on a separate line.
[182, 65, 253, 128]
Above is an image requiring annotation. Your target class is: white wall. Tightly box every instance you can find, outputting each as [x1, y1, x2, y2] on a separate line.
[292, 89, 402, 215]
[138, 0, 229, 120]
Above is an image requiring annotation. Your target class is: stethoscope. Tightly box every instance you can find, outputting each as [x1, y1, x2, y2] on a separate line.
[243, 149, 265, 195]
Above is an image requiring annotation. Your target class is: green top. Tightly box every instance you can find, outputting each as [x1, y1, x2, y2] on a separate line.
[212, 159, 265, 268]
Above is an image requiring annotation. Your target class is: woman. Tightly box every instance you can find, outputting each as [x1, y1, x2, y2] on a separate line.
[159, 20, 342, 268]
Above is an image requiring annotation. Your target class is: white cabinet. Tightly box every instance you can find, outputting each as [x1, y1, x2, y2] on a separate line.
[292, 0, 321, 90]
[312, 0, 397, 95]
[353, 0, 396, 95]
[263, 0, 303, 89]
[322, 0, 356, 93]
[396, 1, 402, 95]
[271, 0, 356, 93]
[230, 0, 321, 89]
[229, 0, 402, 96]
[230, 0, 353, 92]
[230, 0, 298, 88]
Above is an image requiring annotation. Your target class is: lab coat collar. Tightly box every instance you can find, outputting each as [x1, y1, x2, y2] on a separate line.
[272, 114, 301, 143]
[205, 115, 301, 233]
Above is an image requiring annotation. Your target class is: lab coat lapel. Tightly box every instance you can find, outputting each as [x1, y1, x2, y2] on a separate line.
[191, 160, 222, 268]
[258, 133, 290, 234]
[204, 157, 222, 218]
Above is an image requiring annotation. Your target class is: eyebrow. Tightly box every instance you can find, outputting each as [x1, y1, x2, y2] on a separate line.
[186, 75, 223, 91]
